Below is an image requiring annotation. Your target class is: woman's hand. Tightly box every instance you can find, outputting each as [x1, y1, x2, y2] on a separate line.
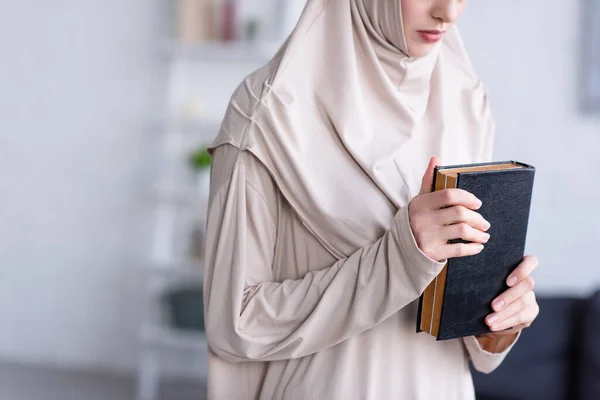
[483, 255, 540, 334]
[475, 255, 539, 352]
[409, 156, 491, 263]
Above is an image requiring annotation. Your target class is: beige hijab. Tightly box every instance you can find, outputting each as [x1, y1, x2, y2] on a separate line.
[209, 0, 495, 259]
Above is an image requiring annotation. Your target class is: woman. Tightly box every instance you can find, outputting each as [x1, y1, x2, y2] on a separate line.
[203, 0, 540, 399]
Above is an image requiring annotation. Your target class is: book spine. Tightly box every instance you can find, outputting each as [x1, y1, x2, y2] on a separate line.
[431, 174, 457, 338]
[417, 169, 446, 334]
[416, 167, 440, 333]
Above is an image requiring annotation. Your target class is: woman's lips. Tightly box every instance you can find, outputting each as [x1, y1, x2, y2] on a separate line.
[417, 30, 445, 43]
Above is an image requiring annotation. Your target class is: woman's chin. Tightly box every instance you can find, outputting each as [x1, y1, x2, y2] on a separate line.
[407, 43, 437, 58]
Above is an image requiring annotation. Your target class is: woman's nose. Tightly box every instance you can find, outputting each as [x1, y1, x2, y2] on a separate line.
[432, 0, 459, 24]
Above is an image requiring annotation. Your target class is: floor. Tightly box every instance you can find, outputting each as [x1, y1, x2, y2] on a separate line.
[0, 362, 206, 400]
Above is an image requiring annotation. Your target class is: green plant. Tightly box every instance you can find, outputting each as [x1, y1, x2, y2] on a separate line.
[188, 146, 212, 170]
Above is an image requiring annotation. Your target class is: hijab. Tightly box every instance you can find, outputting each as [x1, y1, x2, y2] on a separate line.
[208, 0, 495, 259]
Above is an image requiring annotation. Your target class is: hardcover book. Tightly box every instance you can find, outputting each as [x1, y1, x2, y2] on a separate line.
[416, 161, 535, 340]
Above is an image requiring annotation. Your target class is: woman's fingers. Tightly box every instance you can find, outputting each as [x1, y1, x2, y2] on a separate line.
[440, 223, 490, 245]
[489, 296, 539, 332]
[483, 324, 528, 336]
[418, 156, 441, 196]
[483, 257, 540, 332]
[436, 205, 491, 232]
[437, 205, 489, 228]
[491, 276, 535, 312]
[505, 256, 539, 287]
[490, 312, 531, 332]
[422, 188, 482, 211]
[409, 183, 490, 262]
[437, 241, 485, 260]
[485, 290, 536, 326]
[421, 222, 490, 261]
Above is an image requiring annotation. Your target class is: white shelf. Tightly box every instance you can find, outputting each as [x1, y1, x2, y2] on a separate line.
[141, 324, 207, 353]
[164, 40, 282, 63]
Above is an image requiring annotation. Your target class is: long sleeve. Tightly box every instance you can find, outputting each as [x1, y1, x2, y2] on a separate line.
[463, 332, 521, 374]
[203, 144, 446, 363]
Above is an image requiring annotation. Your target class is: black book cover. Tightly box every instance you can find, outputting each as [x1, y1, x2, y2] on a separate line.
[417, 161, 536, 340]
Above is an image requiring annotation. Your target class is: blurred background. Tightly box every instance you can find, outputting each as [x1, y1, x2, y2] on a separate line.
[0, 1, 597, 399]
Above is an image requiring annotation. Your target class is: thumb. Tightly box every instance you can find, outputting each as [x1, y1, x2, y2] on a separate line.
[418, 156, 442, 195]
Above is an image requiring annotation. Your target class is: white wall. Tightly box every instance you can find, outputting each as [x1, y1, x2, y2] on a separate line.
[0, 0, 168, 372]
[0, 0, 597, 377]
[0, 0, 295, 376]
[459, 0, 600, 296]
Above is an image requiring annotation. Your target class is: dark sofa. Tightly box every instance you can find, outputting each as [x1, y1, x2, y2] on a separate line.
[472, 290, 600, 400]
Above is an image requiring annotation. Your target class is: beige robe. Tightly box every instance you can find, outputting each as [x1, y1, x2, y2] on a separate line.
[203, 143, 518, 400]
[203, 1, 518, 398]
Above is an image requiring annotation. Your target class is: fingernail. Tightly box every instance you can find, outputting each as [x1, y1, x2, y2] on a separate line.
[486, 314, 498, 325]
[484, 220, 491, 230]
[492, 299, 505, 311]
[477, 244, 485, 252]
[508, 276, 518, 286]
[483, 233, 491, 242]
[476, 199, 483, 208]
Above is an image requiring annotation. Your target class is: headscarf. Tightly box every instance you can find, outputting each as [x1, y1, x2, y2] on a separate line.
[209, 0, 495, 259]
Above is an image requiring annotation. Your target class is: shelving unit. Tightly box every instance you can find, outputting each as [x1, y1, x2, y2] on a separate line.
[136, 14, 285, 400]
[135, 1, 305, 396]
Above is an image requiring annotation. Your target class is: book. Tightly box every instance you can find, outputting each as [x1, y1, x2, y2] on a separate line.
[177, 0, 217, 43]
[416, 161, 536, 340]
